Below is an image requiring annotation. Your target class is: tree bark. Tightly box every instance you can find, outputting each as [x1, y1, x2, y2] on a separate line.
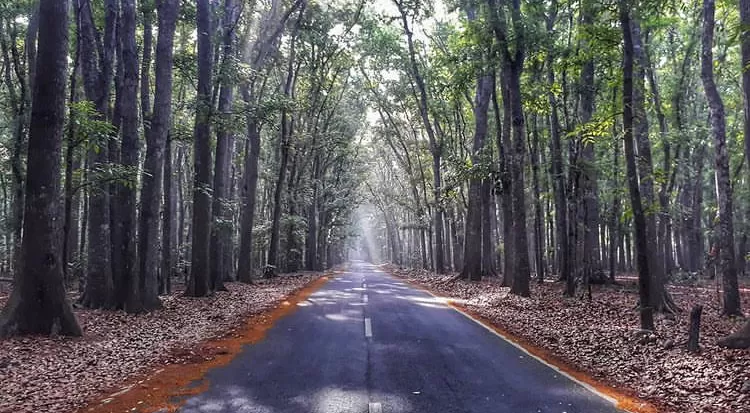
[187, 0, 214, 297]
[395, 0, 445, 274]
[210, 0, 238, 291]
[78, 0, 116, 309]
[620, 1, 655, 331]
[114, 0, 140, 309]
[135, 0, 179, 311]
[460, 74, 493, 281]
[0, 0, 81, 337]
[701, 0, 742, 317]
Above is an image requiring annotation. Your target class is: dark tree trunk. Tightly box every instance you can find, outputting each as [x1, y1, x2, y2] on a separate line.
[578, 0, 601, 280]
[113, 0, 140, 309]
[620, 1, 655, 331]
[481, 179, 497, 277]
[237, 119, 261, 282]
[78, 0, 116, 309]
[701, 0, 742, 317]
[687, 305, 703, 353]
[545, 3, 570, 289]
[268, 56, 298, 275]
[460, 74, 493, 281]
[187, 0, 214, 297]
[0, 0, 81, 337]
[742, 0, 750, 215]
[530, 113, 545, 282]
[162, 136, 174, 295]
[135, 0, 178, 311]
[632, 19, 677, 314]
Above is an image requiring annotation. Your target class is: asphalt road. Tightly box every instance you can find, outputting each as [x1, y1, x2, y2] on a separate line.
[178, 262, 626, 413]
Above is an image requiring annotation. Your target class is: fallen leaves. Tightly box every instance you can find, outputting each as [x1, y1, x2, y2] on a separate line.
[0, 273, 323, 413]
[386, 265, 750, 413]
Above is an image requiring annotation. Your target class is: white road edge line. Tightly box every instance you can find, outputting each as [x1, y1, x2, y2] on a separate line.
[363, 294, 369, 304]
[411, 281, 624, 410]
[364, 317, 372, 338]
[368, 402, 382, 413]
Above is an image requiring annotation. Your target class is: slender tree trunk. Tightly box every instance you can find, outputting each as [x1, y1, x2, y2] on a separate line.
[395, 0, 445, 273]
[701, 0, 742, 316]
[135, 0, 178, 310]
[530, 114, 545, 282]
[579, 0, 601, 281]
[621, 1, 655, 331]
[209, 0, 238, 291]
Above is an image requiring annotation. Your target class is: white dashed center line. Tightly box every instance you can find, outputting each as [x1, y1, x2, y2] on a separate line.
[364, 317, 372, 338]
[368, 402, 382, 413]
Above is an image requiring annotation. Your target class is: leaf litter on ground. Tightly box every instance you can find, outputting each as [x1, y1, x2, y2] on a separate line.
[0, 273, 324, 413]
[385, 265, 750, 413]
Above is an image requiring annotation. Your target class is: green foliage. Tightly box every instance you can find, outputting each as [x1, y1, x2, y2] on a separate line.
[67, 101, 116, 151]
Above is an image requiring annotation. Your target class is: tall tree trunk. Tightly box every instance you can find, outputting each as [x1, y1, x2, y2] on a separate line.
[578, 0, 601, 282]
[162, 136, 174, 294]
[701, 0, 742, 316]
[530, 113, 545, 282]
[632, 19, 677, 314]
[210, 0, 238, 291]
[78, 0, 116, 309]
[0, 0, 81, 337]
[545, 3, 570, 291]
[114, 0, 140, 309]
[135, 0, 178, 311]
[620, 1, 655, 331]
[395, 0, 445, 273]
[187, 0, 214, 297]
[460, 74, 493, 281]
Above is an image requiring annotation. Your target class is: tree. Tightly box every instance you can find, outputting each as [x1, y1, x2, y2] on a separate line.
[700, 0, 742, 317]
[0, 0, 81, 337]
[78, 0, 117, 309]
[209, 0, 239, 291]
[135, 0, 179, 311]
[620, 0, 654, 331]
[113, 0, 140, 310]
[187, 0, 214, 297]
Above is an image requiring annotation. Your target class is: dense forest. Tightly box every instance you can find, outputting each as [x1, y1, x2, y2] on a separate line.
[2, 0, 750, 348]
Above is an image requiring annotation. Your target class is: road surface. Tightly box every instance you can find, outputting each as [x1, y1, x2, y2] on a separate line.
[178, 262, 626, 413]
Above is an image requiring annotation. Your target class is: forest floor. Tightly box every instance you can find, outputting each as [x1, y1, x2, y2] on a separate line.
[0, 272, 327, 413]
[385, 265, 750, 413]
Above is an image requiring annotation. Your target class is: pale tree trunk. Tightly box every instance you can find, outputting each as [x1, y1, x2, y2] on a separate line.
[210, 0, 239, 291]
[187, 0, 214, 297]
[701, 0, 742, 317]
[0, 0, 81, 337]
